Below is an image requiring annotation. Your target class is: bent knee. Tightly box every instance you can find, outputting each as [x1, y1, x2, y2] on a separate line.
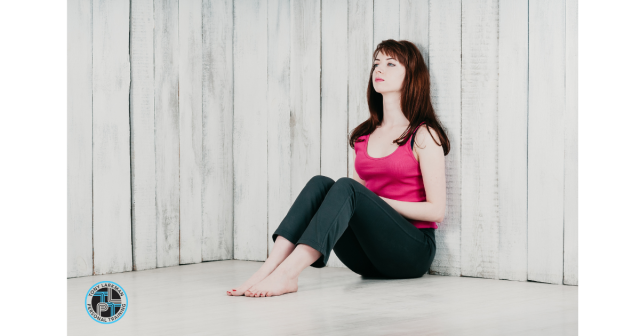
[335, 176, 358, 185]
[311, 174, 335, 186]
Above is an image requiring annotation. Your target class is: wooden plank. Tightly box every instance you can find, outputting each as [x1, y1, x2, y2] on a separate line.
[428, 0, 462, 277]
[564, 0, 578, 286]
[267, 0, 292, 256]
[373, 0, 399, 45]
[321, 0, 349, 268]
[130, 0, 156, 272]
[67, 0, 93, 278]
[234, 0, 269, 261]
[347, 0, 373, 185]
[290, 0, 321, 228]
[460, 0, 499, 279]
[528, 0, 565, 285]
[399, 0, 429, 56]
[92, 0, 132, 275]
[497, 0, 528, 282]
[178, 0, 203, 265]
[154, 0, 180, 268]
[202, 0, 234, 261]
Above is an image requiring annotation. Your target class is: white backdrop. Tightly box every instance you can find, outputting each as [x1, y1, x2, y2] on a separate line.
[68, 0, 578, 286]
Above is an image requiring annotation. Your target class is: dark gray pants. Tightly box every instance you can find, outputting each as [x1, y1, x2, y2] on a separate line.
[272, 175, 436, 279]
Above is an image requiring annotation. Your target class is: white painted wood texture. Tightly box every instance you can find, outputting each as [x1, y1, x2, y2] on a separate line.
[428, 0, 462, 277]
[290, 0, 321, 233]
[347, 0, 373, 183]
[321, 0, 349, 268]
[67, 0, 93, 278]
[528, 0, 566, 285]
[399, 0, 429, 57]
[92, 0, 132, 275]
[564, 0, 578, 286]
[267, 0, 292, 257]
[178, 0, 203, 265]
[202, 0, 234, 261]
[234, 0, 269, 261]
[498, 0, 528, 282]
[154, 0, 180, 269]
[130, 0, 156, 272]
[461, 0, 499, 279]
[373, 0, 399, 44]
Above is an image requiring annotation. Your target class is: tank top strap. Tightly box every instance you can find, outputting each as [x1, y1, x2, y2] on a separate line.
[410, 122, 427, 150]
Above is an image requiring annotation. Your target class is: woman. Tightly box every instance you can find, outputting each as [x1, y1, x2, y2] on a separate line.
[227, 39, 450, 298]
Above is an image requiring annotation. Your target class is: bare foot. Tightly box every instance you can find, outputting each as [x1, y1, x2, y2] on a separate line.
[226, 263, 278, 296]
[244, 269, 299, 297]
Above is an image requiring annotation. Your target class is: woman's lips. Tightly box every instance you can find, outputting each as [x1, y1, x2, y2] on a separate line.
[375, 78, 384, 82]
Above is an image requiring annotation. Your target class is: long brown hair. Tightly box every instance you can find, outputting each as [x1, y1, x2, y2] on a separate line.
[348, 39, 450, 156]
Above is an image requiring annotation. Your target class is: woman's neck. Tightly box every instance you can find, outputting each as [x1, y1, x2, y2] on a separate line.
[379, 93, 407, 128]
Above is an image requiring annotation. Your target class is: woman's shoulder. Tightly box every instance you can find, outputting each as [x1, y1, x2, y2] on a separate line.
[414, 124, 442, 148]
[353, 135, 368, 153]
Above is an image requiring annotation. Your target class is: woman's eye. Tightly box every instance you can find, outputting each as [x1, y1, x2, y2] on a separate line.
[373, 63, 395, 67]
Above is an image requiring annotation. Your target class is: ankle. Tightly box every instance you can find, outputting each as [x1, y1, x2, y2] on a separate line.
[273, 262, 299, 279]
[260, 259, 279, 270]
[277, 264, 299, 280]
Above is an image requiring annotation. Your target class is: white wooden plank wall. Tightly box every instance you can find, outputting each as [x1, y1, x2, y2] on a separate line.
[290, 0, 322, 220]
[528, 0, 566, 285]
[233, 0, 269, 261]
[347, 0, 374, 193]
[428, 0, 463, 277]
[461, 0, 500, 279]
[399, 0, 429, 56]
[564, 0, 578, 286]
[497, 0, 528, 282]
[130, 0, 156, 272]
[267, 0, 292, 256]
[67, 0, 93, 278]
[321, 0, 349, 268]
[154, 0, 180, 269]
[374, 0, 399, 43]
[91, 0, 132, 275]
[202, 0, 234, 261]
[321, 0, 348, 183]
[67, 0, 578, 286]
[179, 0, 203, 265]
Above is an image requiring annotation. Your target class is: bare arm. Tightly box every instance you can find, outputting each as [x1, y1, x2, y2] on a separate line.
[378, 126, 446, 223]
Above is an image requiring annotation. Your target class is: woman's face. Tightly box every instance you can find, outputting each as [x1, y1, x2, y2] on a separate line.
[372, 51, 406, 94]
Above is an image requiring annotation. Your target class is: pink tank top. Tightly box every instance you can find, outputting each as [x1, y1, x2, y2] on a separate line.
[354, 122, 438, 229]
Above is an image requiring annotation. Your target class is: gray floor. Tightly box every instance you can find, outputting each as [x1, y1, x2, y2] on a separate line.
[68, 260, 578, 336]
